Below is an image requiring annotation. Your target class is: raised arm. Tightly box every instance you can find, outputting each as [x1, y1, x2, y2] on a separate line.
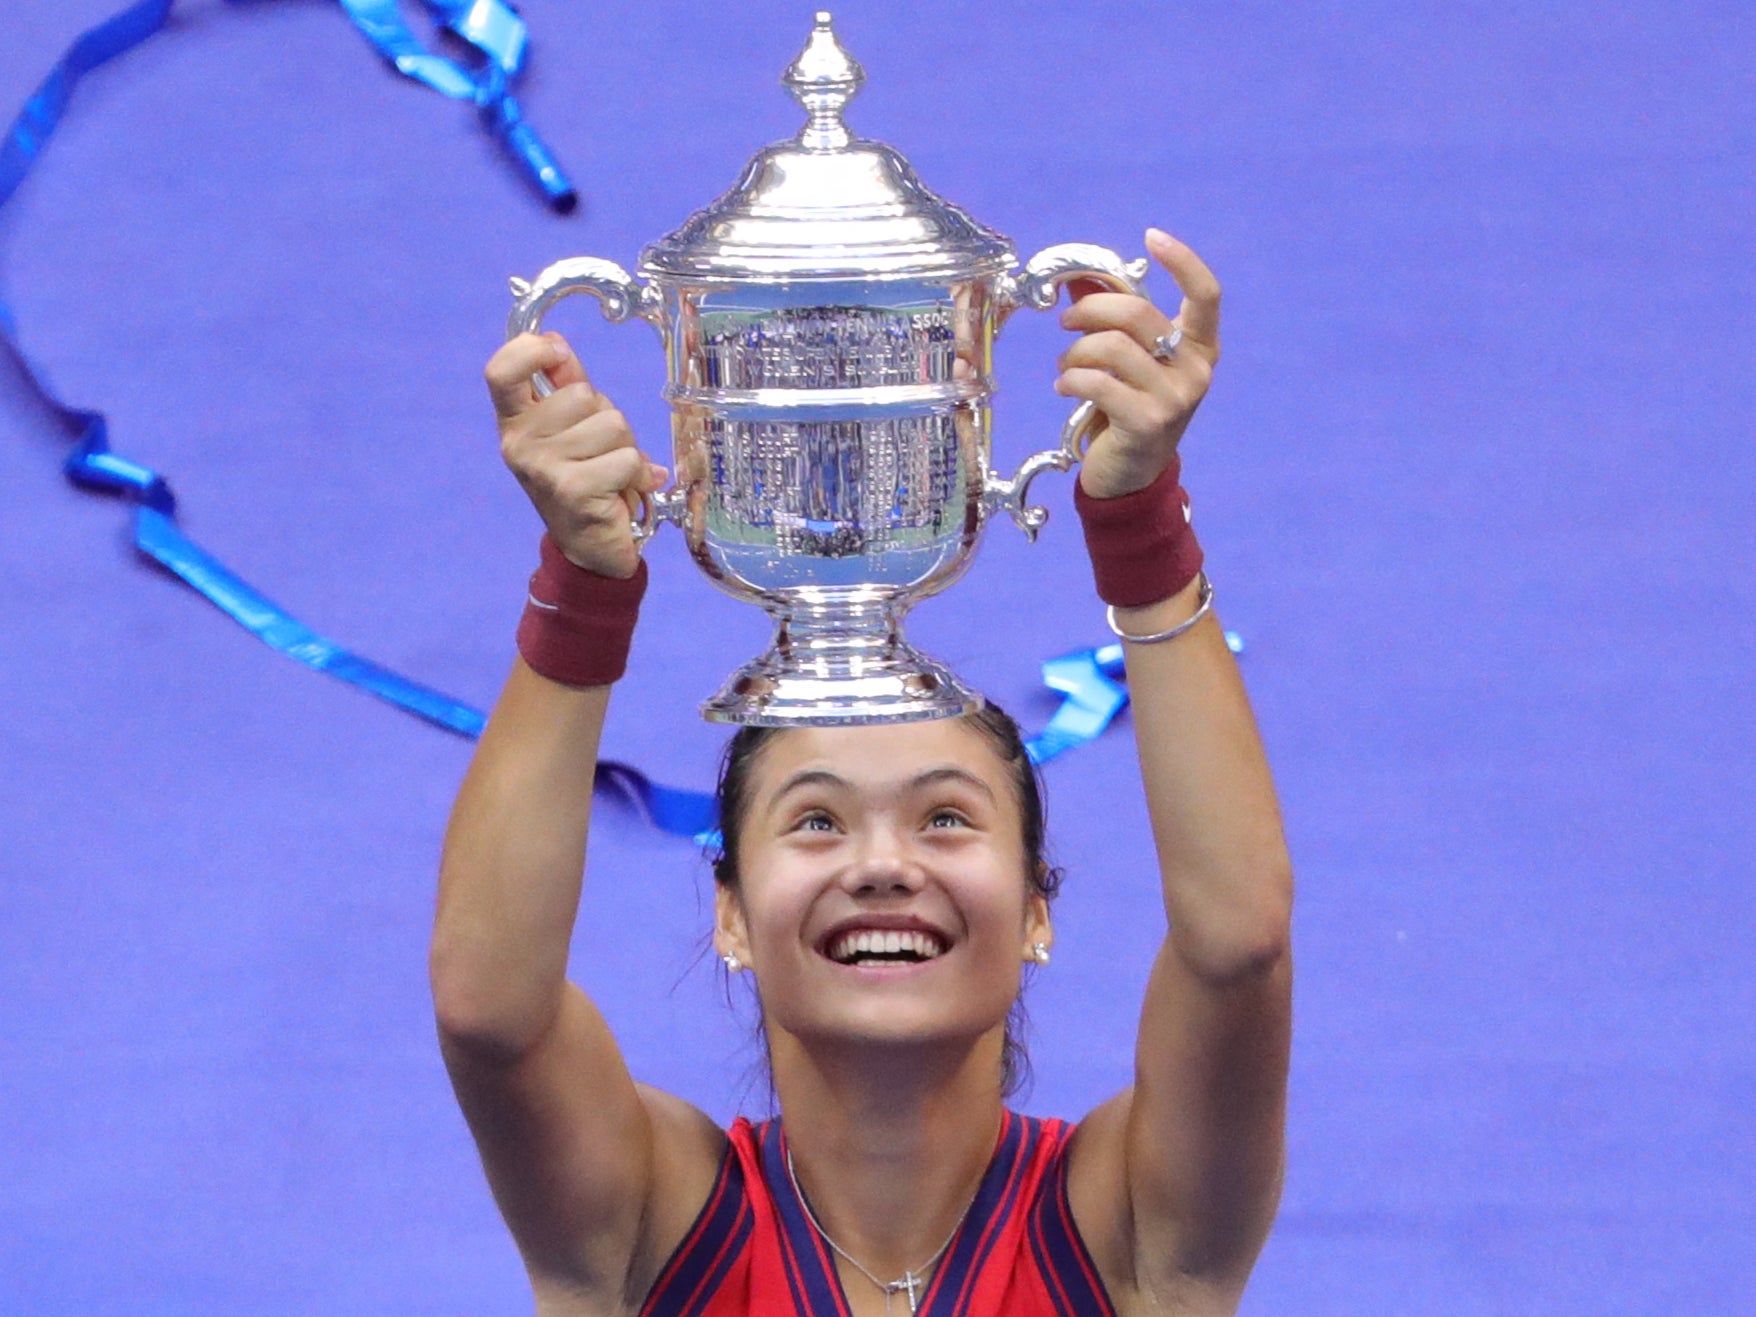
[1057, 233, 1294, 1309]
[430, 333, 722, 1305]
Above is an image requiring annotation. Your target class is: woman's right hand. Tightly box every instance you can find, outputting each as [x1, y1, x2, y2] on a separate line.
[485, 332, 668, 580]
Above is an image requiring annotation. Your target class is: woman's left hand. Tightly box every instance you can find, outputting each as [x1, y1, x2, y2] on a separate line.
[1055, 228, 1222, 499]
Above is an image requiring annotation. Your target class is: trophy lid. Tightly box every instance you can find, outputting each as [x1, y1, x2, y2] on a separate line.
[640, 13, 1015, 283]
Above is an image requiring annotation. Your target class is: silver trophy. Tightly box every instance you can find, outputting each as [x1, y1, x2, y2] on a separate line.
[508, 12, 1149, 725]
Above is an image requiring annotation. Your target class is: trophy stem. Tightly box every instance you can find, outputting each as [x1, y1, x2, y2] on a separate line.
[700, 591, 984, 727]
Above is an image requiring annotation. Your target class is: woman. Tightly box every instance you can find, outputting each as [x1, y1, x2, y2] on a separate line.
[432, 229, 1293, 1316]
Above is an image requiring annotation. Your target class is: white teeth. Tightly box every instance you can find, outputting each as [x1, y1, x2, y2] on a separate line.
[826, 928, 947, 964]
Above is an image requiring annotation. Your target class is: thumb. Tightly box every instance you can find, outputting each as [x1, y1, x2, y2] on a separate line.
[540, 331, 592, 391]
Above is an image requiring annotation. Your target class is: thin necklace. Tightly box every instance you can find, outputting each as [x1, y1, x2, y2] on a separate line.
[785, 1146, 977, 1316]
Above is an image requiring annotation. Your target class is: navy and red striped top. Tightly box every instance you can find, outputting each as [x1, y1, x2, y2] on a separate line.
[639, 1110, 1116, 1316]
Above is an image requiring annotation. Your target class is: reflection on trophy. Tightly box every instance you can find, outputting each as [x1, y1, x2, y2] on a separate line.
[508, 12, 1149, 726]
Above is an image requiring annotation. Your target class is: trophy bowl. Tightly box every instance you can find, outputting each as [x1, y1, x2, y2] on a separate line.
[507, 12, 1149, 726]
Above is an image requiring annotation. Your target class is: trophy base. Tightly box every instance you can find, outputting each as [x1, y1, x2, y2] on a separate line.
[701, 655, 984, 726]
[700, 598, 983, 726]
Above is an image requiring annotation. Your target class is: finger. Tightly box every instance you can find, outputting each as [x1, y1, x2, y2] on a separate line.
[512, 405, 634, 466]
[1057, 329, 1167, 393]
[1054, 367, 1164, 434]
[520, 380, 615, 439]
[485, 333, 574, 420]
[486, 334, 557, 418]
[1145, 228, 1221, 346]
[484, 336, 542, 419]
[557, 444, 649, 506]
[1059, 292, 1175, 348]
[539, 331, 591, 392]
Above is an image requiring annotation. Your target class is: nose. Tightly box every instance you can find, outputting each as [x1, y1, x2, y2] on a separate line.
[842, 826, 923, 898]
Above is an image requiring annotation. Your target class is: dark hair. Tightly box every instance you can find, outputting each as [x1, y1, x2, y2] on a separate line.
[709, 703, 1062, 1097]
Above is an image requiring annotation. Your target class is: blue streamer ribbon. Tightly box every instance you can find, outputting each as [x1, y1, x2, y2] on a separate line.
[0, 0, 695, 841]
[1024, 627, 1244, 768]
[338, 0, 576, 212]
[4, 1, 496, 739]
[1026, 645, 1129, 766]
[5, 0, 1240, 849]
[1, 2, 172, 203]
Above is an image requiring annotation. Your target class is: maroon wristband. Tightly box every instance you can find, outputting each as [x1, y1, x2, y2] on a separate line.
[1073, 458, 1205, 609]
[515, 535, 648, 688]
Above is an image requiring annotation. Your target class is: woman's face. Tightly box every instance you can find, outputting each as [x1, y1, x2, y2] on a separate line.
[715, 719, 1052, 1062]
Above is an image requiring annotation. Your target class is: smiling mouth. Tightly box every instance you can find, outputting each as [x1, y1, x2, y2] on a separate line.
[825, 928, 948, 967]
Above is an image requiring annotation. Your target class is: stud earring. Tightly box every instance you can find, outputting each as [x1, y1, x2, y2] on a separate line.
[722, 953, 744, 973]
[1030, 942, 1051, 965]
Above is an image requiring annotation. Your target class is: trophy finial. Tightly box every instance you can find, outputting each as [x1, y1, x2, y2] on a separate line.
[784, 12, 865, 150]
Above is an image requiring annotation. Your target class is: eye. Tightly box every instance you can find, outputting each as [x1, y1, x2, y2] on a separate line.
[792, 809, 839, 834]
[926, 808, 970, 829]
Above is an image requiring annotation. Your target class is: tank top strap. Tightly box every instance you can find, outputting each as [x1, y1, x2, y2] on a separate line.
[1022, 1117, 1117, 1316]
[753, 1117, 856, 1315]
[638, 1122, 757, 1317]
[907, 1108, 1039, 1314]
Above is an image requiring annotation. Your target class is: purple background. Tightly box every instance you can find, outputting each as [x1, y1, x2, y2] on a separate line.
[3, 1, 1752, 1311]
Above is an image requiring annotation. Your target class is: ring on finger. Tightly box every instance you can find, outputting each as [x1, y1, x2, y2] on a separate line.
[1151, 328, 1184, 362]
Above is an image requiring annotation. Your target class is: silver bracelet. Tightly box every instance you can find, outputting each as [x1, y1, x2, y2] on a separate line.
[1105, 572, 1213, 644]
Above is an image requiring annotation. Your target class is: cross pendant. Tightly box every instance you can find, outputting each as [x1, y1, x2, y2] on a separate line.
[886, 1271, 925, 1313]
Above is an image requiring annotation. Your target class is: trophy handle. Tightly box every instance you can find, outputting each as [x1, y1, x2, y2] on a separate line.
[986, 244, 1151, 541]
[507, 257, 679, 546]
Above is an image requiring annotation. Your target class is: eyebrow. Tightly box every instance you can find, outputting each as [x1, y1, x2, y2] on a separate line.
[911, 767, 998, 802]
[770, 769, 853, 802]
[768, 765, 997, 806]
